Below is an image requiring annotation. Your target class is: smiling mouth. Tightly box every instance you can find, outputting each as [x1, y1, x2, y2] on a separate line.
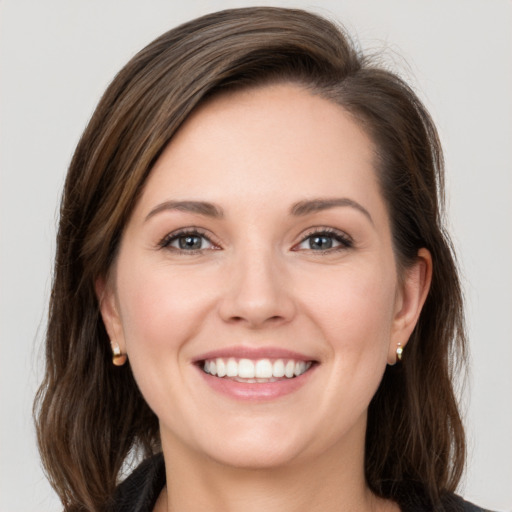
[200, 357, 315, 383]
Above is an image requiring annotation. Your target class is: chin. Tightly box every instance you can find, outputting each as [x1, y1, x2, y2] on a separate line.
[179, 419, 312, 470]
[204, 441, 304, 470]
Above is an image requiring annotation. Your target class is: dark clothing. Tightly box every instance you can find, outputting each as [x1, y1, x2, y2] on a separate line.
[112, 453, 490, 512]
[112, 454, 166, 512]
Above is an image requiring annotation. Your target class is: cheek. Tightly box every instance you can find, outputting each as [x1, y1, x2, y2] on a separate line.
[115, 260, 215, 358]
[113, 259, 220, 420]
[299, 263, 397, 358]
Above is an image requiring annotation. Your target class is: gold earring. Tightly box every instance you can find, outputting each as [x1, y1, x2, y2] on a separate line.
[396, 343, 403, 362]
[111, 341, 127, 366]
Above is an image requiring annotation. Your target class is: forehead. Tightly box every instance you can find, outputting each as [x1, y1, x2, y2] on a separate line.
[135, 84, 382, 217]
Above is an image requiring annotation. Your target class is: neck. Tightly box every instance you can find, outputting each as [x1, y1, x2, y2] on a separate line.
[156, 426, 397, 512]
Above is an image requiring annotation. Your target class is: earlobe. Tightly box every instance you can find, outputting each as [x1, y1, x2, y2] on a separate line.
[95, 276, 126, 359]
[388, 248, 432, 365]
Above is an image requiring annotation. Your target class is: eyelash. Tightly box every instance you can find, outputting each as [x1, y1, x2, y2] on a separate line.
[293, 227, 353, 253]
[158, 227, 353, 255]
[158, 228, 218, 254]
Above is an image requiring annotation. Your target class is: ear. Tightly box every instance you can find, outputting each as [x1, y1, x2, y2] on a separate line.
[388, 248, 432, 364]
[95, 275, 126, 354]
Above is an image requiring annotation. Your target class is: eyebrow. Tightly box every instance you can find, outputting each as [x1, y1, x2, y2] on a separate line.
[290, 198, 374, 224]
[145, 197, 373, 224]
[145, 200, 224, 222]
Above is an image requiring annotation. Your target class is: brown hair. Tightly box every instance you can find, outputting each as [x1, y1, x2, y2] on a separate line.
[34, 7, 466, 511]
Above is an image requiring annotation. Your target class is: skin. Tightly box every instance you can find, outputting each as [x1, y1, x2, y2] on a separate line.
[98, 84, 431, 512]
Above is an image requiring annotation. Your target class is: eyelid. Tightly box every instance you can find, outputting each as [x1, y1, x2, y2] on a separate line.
[158, 227, 221, 252]
[157, 225, 352, 253]
[292, 226, 353, 251]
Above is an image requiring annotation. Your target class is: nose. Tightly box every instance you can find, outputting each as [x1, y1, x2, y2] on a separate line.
[218, 248, 296, 328]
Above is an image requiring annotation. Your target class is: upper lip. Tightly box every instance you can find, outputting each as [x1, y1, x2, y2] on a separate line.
[192, 346, 317, 363]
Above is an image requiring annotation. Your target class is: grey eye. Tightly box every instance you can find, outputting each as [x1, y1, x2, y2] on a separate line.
[178, 235, 205, 250]
[164, 232, 214, 251]
[308, 235, 334, 250]
[294, 230, 352, 252]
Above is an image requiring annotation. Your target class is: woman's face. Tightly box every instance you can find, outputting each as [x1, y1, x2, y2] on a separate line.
[100, 84, 428, 470]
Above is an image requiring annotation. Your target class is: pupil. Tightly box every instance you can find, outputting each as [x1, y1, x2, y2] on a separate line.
[179, 235, 202, 250]
[310, 235, 332, 250]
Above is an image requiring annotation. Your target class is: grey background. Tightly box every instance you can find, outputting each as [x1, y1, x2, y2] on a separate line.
[1, 0, 511, 510]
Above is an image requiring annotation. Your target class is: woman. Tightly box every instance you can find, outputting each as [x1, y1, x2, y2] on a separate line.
[34, 7, 484, 512]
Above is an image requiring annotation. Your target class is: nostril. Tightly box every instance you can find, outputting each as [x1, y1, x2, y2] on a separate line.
[219, 286, 296, 327]
[227, 314, 286, 326]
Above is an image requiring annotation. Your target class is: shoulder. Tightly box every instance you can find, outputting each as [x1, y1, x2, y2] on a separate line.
[110, 453, 166, 512]
[436, 493, 493, 512]
[397, 485, 493, 512]
[449, 495, 493, 512]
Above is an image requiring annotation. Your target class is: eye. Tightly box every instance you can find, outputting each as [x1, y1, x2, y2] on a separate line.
[293, 229, 353, 252]
[159, 229, 217, 253]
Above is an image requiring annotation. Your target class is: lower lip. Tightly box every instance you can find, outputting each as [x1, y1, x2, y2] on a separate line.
[196, 365, 317, 401]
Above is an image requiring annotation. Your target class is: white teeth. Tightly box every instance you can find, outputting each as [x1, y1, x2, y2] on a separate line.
[255, 359, 273, 378]
[238, 359, 255, 378]
[272, 359, 285, 378]
[216, 358, 226, 377]
[285, 360, 295, 378]
[226, 358, 238, 377]
[202, 357, 313, 379]
[294, 361, 306, 377]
